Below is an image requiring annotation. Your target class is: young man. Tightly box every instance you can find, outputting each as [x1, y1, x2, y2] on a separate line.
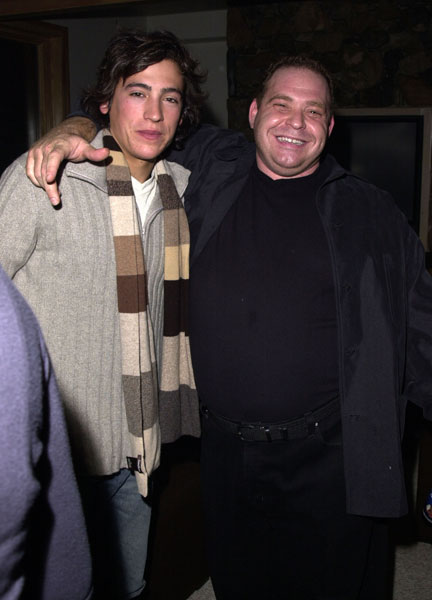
[25, 56, 432, 599]
[0, 29, 204, 599]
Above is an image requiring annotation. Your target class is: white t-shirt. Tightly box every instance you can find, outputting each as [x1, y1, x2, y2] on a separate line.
[131, 172, 157, 227]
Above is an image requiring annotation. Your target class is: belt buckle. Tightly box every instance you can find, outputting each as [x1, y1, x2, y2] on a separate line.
[237, 423, 273, 442]
[237, 423, 256, 441]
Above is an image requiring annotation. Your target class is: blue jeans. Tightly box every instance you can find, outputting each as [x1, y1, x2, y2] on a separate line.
[78, 469, 151, 599]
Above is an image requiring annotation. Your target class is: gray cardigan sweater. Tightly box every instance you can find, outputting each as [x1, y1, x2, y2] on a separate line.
[0, 131, 191, 477]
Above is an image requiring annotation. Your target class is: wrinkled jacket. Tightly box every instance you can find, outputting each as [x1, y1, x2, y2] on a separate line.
[170, 124, 432, 518]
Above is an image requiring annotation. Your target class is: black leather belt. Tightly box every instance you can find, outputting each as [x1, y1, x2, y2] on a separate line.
[201, 397, 340, 442]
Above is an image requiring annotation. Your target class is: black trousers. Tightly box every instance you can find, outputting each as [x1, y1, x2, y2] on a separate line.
[200, 405, 389, 600]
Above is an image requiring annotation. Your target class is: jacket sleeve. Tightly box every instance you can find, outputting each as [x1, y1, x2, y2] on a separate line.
[167, 123, 250, 171]
[404, 223, 432, 420]
[0, 269, 42, 598]
[0, 267, 93, 600]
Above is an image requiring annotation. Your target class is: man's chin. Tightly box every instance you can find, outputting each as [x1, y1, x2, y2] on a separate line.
[135, 145, 173, 163]
[273, 156, 321, 178]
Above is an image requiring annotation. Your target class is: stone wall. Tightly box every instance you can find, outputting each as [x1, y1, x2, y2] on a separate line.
[227, 0, 432, 134]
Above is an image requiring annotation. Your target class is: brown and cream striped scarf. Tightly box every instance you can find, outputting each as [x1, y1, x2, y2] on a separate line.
[104, 131, 198, 497]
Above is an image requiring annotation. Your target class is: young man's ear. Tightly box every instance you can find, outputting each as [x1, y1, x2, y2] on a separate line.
[100, 102, 109, 115]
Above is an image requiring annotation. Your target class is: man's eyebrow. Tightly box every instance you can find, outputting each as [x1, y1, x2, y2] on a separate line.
[267, 94, 293, 104]
[267, 94, 326, 109]
[124, 82, 183, 96]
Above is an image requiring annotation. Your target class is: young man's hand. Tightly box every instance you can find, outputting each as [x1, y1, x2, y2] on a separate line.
[25, 117, 108, 206]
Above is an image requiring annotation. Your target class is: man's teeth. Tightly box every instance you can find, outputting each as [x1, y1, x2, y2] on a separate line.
[277, 136, 304, 145]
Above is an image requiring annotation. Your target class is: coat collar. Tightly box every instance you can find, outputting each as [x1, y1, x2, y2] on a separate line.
[189, 149, 348, 266]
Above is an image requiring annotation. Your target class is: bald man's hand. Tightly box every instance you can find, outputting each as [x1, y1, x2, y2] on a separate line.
[26, 117, 107, 206]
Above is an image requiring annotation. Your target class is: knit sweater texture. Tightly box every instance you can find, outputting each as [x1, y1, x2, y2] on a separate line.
[0, 131, 194, 477]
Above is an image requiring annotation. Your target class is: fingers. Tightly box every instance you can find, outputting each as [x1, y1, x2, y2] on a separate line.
[43, 150, 62, 205]
[44, 148, 65, 184]
[25, 124, 110, 207]
[42, 143, 110, 206]
[25, 116, 98, 198]
[26, 144, 64, 206]
[83, 146, 110, 163]
[25, 146, 43, 188]
[44, 181, 61, 207]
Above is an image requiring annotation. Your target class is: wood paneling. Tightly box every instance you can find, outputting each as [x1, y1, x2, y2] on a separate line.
[0, 0, 144, 18]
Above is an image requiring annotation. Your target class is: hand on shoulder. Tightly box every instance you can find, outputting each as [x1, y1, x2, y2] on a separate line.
[25, 117, 108, 206]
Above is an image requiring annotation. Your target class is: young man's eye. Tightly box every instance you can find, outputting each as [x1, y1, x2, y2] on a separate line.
[130, 91, 144, 98]
[165, 96, 180, 104]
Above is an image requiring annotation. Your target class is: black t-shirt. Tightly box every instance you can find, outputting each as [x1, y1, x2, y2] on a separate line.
[189, 160, 338, 422]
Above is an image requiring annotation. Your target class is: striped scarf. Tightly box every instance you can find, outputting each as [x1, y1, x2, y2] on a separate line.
[104, 132, 198, 497]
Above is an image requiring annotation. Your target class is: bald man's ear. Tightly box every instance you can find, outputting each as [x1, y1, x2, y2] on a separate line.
[328, 114, 335, 137]
[249, 99, 259, 129]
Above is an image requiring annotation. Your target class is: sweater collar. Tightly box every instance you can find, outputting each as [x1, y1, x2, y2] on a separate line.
[64, 130, 108, 193]
[64, 130, 190, 199]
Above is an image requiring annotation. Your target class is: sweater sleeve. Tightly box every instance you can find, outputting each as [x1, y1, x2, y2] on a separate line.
[0, 156, 40, 278]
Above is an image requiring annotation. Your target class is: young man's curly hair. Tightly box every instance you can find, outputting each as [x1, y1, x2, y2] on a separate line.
[81, 29, 207, 148]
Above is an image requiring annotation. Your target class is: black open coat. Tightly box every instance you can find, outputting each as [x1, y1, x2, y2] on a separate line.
[170, 124, 432, 518]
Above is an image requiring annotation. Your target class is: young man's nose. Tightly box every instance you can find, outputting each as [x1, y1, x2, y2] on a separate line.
[144, 96, 163, 121]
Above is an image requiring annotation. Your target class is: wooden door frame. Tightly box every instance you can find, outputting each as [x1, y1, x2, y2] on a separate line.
[0, 20, 69, 139]
[0, 0, 144, 18]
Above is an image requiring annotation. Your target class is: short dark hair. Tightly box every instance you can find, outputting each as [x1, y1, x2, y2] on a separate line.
[256, 55, 334, 115]
[81, 29, 207, 147]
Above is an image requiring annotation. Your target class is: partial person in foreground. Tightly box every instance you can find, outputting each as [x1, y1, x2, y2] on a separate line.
[0, 28, 204, 599]
[26, 55, 432, 600]
[0, 264, 92, 600]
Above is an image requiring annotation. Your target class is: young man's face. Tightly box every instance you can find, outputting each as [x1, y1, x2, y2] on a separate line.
[249, 66, 334, 180]
[100, 59, 184, 181]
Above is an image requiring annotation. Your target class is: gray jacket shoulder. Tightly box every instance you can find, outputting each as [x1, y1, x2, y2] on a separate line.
[163, 159, 191, 199]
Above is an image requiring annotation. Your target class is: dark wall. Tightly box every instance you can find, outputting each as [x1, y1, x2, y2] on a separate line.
[227, 1, 432, 134]
[0, 38, 39, 175]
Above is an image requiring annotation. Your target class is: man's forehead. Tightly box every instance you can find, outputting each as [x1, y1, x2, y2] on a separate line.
[265, 66, 330, 99]
[121, 60, 184, 88]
